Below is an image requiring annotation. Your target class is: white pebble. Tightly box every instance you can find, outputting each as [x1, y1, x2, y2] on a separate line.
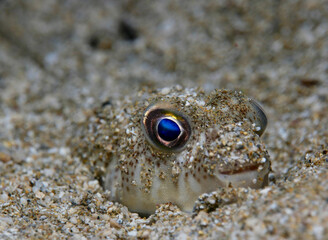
[160, 87, 170, 95]
[20, 197, 27, 205]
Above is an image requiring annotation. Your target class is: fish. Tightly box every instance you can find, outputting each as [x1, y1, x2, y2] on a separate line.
[73, 86, 270, 215]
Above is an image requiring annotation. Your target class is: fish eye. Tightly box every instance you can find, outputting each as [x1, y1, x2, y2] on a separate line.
[249, 99, 267, 136]
[142, 103, 192, 152]
[157, 118, 181, 141]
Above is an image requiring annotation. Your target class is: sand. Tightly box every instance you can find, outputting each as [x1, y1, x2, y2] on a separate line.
[0, 0, 327, 239]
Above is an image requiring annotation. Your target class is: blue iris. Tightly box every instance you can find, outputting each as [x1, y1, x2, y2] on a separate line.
[157, 118, 181, 141]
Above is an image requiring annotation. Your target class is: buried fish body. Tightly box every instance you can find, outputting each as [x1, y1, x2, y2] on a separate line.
[74, 87, 270, 215]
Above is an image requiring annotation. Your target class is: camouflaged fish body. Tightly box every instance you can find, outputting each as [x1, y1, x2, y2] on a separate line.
[75, 87, 270, 215]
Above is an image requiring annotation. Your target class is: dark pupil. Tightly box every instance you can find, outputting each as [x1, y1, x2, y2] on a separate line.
[157, 118, 181, 141]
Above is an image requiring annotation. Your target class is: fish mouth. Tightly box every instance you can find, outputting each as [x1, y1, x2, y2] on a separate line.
[217, 164, 262, 175]
[214, 161, 270, 189]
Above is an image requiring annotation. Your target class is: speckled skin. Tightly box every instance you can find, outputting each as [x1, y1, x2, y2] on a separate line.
[74, 87, 270, 215]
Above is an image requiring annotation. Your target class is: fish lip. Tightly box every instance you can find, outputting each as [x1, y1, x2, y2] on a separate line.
[214, 161, 270, 188]
[217, 164, 263, 175]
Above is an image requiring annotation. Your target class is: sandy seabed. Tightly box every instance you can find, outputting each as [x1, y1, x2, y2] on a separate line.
[0, 0, 327, 239]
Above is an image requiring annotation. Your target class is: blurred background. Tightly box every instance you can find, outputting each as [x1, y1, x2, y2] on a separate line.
[1, 0, 327, 96]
